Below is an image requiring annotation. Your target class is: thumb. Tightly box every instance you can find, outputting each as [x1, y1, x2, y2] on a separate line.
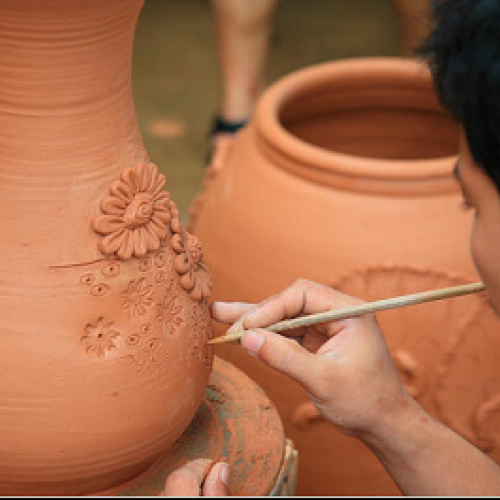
[242, 329, 319, 394]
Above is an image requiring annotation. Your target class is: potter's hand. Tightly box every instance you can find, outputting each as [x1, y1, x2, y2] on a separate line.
[211, 279, 411, 440]
[161, 459, 229, 496]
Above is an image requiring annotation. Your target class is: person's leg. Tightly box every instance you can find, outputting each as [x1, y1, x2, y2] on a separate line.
[210, 0, 278, 127]
[391, 0, 431, 55]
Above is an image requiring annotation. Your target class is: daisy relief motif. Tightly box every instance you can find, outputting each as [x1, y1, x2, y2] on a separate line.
[82, 317, 120, 359]
[93, 162, 172, 260]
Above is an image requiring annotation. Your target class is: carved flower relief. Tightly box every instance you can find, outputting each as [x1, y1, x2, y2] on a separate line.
[135, 337, 166, 372]
[157, 295, 184, 337]
[81, 317, 120, 359]
[122, 277, 153, 317]
[189, 302, 213, 366]
[118, 332, 168, 374]
[171, 230, 212, 301]
[93, 162, 172, 260]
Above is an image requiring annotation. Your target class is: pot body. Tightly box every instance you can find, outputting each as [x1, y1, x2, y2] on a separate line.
[192, 59, 500, 495]
[0, 1, 213, 495]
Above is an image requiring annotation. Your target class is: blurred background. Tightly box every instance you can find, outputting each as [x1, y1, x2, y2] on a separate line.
[132, 0, 407, 221]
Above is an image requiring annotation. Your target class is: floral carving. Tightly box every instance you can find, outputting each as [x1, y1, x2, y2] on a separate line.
[122, 278, 153, 317]
[189, 302, 213, 366]
[119, 335, 167, 374]
[93, 161, 172, 260]
[171, 230, 212, 301]
[157, 295, 184, 337]
[82, 317, 120, 358]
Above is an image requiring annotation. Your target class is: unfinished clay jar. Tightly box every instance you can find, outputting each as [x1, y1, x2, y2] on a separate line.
[192, 58, 500, 495]
[0, 1, 212, 495]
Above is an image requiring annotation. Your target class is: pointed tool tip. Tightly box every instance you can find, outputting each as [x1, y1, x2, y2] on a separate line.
[208, 331, 245, 345]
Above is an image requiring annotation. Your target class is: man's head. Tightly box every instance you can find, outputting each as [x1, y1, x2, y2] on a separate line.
[421, 0, 500, 311]
[421, 0, 500, 193]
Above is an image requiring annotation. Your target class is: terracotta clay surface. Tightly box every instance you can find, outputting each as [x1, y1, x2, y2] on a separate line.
[191, 58, 500, 495]
[101, 357, 285, 497]
[0, 1, 212, 495]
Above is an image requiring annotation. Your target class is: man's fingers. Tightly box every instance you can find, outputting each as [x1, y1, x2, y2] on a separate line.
[241, 279, 361, 332]
[202, 462, 230, 496]
[242, 329, 320, 394]
[161, 459, 212, 496]
[211, 301, 255, 324]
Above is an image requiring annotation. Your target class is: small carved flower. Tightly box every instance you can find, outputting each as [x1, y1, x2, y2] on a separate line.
[93, 162, 172, 260]
[171, 230, 212, 301]
[135, 337, 165, 372]
[82, 317, 120, 358]
[157, 295, 184, 336]
[122, 278, 153, 317]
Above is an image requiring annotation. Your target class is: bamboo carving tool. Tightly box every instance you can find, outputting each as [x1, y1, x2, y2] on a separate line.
[208, 281, 485, 345]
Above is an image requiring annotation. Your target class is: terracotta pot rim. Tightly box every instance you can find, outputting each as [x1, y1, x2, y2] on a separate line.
[253, 57, 458, 195]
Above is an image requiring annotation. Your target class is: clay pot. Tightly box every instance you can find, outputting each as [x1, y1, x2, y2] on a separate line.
[0, 1, 212, 495]
[192, 58, 500, 495]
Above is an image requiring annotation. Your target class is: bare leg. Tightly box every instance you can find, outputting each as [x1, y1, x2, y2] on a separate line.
[210, 0, 278, 124]
[391, 0, 431, 55]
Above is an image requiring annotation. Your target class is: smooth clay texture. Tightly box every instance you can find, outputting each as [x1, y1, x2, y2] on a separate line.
[0, 1, 213, 495]
[192, 58, 500, 495]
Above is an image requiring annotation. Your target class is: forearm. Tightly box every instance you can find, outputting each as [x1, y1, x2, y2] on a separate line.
[364, 395, 500, 496]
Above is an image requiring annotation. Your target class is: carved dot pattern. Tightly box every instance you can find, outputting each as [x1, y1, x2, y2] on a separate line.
[139, 324, 152, 336]
[79, 273, 96, 287]
[90, 283, 110, 298]
[102, 262, 121, 278]
[126, 333, 141, 346]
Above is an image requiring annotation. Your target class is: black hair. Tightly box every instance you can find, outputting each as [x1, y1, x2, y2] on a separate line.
[419, 0, 500, 192]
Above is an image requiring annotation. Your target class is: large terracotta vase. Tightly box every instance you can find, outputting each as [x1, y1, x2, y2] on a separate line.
[0, 1, 213, 495]
[192, 58, 500, 495]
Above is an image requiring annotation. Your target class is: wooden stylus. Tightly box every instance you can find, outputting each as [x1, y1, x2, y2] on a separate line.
[208, 281, 486, 345]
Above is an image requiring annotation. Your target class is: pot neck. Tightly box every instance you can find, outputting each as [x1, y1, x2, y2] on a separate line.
[0, 0, 145, 182]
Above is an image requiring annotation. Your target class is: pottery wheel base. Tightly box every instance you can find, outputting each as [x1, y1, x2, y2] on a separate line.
[99, 357, 286, 497]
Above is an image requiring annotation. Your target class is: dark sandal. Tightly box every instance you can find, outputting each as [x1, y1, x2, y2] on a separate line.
[206, 116, 247, 165]
[210, 116, 247, 137]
